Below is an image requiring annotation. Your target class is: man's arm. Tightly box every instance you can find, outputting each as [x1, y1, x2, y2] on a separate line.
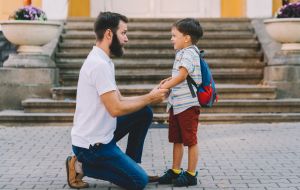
[160, 67, 188, 89]
[101, 87, 169, 117]
[116, 89, 141, 101]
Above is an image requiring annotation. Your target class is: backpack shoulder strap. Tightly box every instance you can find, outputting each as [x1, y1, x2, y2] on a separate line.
[187, 75, 198, 98]
[185, 46, 203, 98]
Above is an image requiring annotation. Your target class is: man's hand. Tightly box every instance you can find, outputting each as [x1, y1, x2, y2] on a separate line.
[148, 86, 169, 104]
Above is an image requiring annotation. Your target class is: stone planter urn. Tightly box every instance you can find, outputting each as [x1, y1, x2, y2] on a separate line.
[0, 20, 61, 68]
[0, 20, 60, 54]
[0, 20, 60, 109]
[0, 2, 61, 109]
[263, 18, 300, 98]
[264, 18, 300, 51]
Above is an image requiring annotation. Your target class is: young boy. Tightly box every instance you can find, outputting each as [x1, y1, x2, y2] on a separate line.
[158, 18, 203, 187]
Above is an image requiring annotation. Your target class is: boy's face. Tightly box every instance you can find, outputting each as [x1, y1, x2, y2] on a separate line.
[171, 27, 190, 50]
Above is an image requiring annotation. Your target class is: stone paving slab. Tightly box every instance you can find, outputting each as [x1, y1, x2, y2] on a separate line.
[0, 123, 300, 190]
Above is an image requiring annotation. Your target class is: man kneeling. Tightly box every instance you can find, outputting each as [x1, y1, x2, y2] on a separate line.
[65, 12, 169, 190]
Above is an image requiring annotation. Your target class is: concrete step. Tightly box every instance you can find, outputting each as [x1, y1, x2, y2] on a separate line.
[62, 31, 256, 40]
[59, 68, 263, 86]
[151, 99, 300, 114]
[154, 113, 300, 124]
[0, 110, 73, 126]
[2, 110, 300, 126]
[59, 39, 260, 49]
[60, 67, 262, 75]
[66, 17, 252, 23]
[21, 99, 300, 114]
[51, 84, 276, 100]
[56, 49, 263, 59]
[152, 99, 300, 114]
[56, 58, 264, 71]
[59, 63, 264, 75]
[64, 22, 253, 31]
[66, 17, 252, 22]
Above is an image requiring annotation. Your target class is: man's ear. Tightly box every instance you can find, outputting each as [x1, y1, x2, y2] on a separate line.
[104, 29, 113, 41]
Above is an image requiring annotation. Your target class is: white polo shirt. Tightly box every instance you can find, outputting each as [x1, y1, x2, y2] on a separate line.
[71, 46, 117, 149]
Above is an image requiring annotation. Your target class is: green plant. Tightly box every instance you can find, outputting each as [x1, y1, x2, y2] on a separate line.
[276, 2, 300, 18]
[9, 6, 47, 21]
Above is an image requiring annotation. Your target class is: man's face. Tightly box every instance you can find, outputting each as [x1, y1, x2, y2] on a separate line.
[109, 20, 128, 57]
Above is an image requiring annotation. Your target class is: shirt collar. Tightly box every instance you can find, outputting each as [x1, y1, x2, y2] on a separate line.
[176, 45, 200, 55]
[92, 46, 112, 64]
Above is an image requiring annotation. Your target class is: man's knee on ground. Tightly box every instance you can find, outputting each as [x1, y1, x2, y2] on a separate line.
[141, 106, 153, 122]
[127, 173, 148, 190]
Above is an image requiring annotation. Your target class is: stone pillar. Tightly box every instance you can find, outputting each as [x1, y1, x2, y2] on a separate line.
[264, 50, 300, 98]
[0, 20, 62, 110]
[42, 0, 68, 20]
[0, 67, 58, 110]
[252, 19, 300, 99]
[24, 0, 32, 6]
[23, 0, 31, 6]
[0, 54, 59, 110]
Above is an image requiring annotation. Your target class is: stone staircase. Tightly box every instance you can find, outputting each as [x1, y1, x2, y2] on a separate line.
[1, 18, 300, 126]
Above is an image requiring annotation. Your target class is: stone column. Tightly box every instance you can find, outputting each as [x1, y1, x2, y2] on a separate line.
[0, 22, 62, 110]
[24, 0, 32, 6]
[264, 50, 300, 98]
[252, 19, 300, 99]
[0, 66, 59, 110]
[0, 53, 59, 110]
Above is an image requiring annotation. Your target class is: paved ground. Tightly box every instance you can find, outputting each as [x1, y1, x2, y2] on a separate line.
[0, 123, 300, 190]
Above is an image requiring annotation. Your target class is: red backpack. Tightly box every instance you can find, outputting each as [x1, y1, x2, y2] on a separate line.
[187, 50, 218, 107]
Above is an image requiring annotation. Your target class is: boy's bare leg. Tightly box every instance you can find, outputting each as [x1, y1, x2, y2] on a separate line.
[187, 144, 198, 172]
[172, 143, 184, 169]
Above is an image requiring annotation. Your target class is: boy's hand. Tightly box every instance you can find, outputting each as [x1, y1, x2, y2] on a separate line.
[159, 77, 172, 88]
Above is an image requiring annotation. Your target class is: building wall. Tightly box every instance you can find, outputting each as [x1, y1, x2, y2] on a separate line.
[68, 0, 90, 17]
[42, 0, 68, 20]
[247, 0, 273, 18]
[221, 0, 246, 17]
[0, 0, 295, 21]
[90, 0, 221, 18]
[0, 0, 41, 21]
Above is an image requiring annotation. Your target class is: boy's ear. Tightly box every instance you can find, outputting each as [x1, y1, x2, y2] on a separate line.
[184, 35, 192, 43]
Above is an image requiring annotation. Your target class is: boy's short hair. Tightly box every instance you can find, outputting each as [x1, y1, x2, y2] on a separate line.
[94, 12, 128, 41]
[173, 18, 203, 44]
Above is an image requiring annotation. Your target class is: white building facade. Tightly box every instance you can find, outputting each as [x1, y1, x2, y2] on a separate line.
[0, 0, 290, 21]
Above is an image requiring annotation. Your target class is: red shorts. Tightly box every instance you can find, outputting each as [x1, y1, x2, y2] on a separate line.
[168, 106, 200, 146]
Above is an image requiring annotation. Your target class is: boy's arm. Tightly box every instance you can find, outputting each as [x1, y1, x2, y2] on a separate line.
[159, 77, 172, 85]
[160, 67, 189, 89]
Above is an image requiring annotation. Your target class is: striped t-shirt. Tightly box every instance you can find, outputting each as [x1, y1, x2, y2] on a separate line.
[167, 45, 202, 115]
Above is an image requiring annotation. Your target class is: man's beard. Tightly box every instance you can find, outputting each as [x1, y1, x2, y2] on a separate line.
[109, 33, 124, 57]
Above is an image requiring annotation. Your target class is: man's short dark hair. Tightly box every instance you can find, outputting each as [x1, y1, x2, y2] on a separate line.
[173, 18, 203, 44]
[94, 12, 128, 41]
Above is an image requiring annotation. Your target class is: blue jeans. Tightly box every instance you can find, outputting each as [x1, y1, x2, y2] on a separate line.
[72, 106, 153, 190]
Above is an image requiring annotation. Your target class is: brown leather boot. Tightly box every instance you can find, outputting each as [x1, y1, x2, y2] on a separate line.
[148, 175, 160, 183]
[75, 173, 89, 185]
[66, 156, 89, 189]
